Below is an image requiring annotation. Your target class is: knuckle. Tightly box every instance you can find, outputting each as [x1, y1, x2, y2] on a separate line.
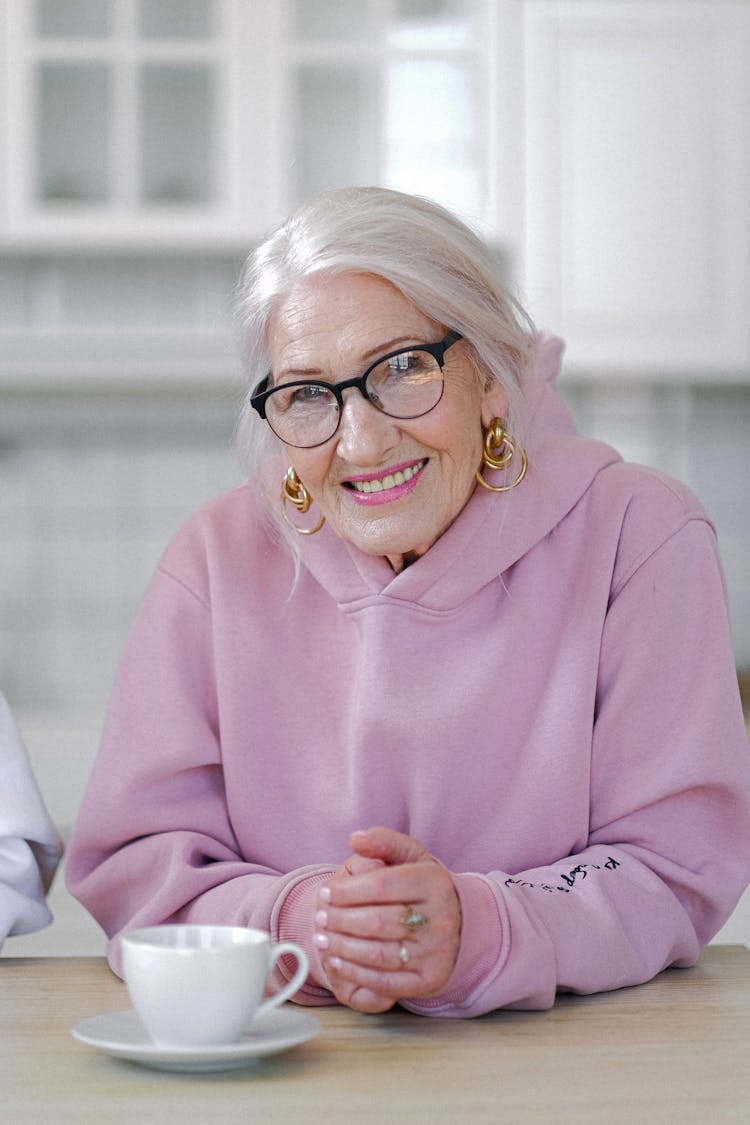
[371, 943, 391, 970]
[369, 913, 389, 940]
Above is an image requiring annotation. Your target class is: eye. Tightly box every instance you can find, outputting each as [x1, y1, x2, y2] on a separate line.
[290, 384, 330, 404]
[274, 383, 335, 412]
[383, 351, 431, 376]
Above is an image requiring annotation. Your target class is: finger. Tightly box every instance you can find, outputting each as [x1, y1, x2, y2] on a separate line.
[321, 863, 430, 909]
[329, 982, 396, 1015]
[340, 855, 386, 877]
[316, 902, 414, 942]
[318, 918, 450, 977]
[324, 952, 421, 1000]
[319, 933, 415, 974]
[350, 827, 430, 866]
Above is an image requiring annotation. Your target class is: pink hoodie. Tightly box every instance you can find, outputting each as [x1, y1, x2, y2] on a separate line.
[66, 336, 750, 1016]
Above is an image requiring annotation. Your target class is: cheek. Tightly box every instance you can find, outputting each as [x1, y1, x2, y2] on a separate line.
[426, 376, 488, 462]
[285, 448, 331, 491]
[424, 411, 484, 470]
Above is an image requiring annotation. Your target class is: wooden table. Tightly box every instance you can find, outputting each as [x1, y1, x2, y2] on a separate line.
[1, 947, 749, 1124]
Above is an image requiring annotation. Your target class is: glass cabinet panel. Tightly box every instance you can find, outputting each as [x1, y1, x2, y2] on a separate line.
[291, 0, 476, 46]
[290, 0, 370, 42]
[286, 0, 484, 218]
[290, 65, 376, 204]
[389, 0, 476, 48]
[384, 59, 479, 215]
[36, 63, 111, 203]
[37, 0, 114, 38]
[27, 0, 223, 221]
[139, 65, 215, 204]
[138, 0, 215, 39]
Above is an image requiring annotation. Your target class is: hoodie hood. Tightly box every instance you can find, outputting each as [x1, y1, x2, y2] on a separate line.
[298, 333, 621, 611]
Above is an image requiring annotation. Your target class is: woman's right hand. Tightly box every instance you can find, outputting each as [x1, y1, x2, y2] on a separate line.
[315, 828, 462, 1014]
[335, 854, 386, 879]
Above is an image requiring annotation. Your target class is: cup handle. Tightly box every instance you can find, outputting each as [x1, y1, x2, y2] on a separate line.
[255, 942, 309, 1019]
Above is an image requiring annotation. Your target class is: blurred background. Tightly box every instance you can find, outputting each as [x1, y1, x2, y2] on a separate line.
[1, 0, 748, 954]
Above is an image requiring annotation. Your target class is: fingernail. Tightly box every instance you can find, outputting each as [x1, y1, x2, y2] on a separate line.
[315, 909, 328, 928]
[314, 932, 329, 950]
[319, 886, 332, 904]
[328, 956, 343, 971]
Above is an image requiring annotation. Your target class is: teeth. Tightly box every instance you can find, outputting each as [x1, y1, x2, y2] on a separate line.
[351, 460, 424, 494]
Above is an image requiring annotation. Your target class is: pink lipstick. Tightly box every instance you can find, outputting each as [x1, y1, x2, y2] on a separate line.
[344, 458, 427, 506]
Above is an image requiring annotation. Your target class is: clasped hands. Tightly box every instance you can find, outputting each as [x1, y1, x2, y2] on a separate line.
[314, 826, 462, 1014]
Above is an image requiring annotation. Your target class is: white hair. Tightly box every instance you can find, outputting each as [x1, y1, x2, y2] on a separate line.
[234, 186, 535, 555]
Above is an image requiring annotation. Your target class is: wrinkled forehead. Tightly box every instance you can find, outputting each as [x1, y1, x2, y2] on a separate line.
[267, 272, 440, 378]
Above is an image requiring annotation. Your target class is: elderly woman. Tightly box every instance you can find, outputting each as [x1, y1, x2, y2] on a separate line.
[67, 187, 750, 1016]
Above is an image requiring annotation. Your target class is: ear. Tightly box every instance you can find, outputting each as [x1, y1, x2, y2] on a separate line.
[479, 378, 509, 430]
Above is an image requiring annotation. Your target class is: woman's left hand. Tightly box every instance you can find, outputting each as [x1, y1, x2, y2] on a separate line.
[315, 827, 462, 1014]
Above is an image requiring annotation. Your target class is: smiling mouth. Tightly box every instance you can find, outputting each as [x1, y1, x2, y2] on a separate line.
[345, 459, 427, 495]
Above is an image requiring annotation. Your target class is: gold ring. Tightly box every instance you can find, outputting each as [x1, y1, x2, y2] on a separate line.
[401, 909, 428, 933]
[399, 943, 410, 967]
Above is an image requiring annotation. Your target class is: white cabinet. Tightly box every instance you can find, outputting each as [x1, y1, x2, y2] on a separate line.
[0, 0, 516, 386]
[2, 1, 748, 378]
[1, 0, 269, 247]
[0, 0, 509, 249]
[522, 1, 750, 377]
[283, 0, 482, 213]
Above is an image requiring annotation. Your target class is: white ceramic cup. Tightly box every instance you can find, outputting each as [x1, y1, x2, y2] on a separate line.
[121, 924, 309, 1047]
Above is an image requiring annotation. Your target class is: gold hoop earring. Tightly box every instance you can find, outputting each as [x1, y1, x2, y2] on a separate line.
[475, 419, 528, 493]
[281, 467, 325, 535]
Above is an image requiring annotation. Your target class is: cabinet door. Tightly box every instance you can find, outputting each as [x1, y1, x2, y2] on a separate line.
[281, 0, 496, 232]
[2, 0, 500, 247]
[523, 1, 750, 377]
[2, 0, 255, 246]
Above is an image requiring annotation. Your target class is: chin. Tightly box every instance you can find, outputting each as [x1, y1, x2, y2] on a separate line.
[335, 505, 438, 559]
[345, 527, 417, 558]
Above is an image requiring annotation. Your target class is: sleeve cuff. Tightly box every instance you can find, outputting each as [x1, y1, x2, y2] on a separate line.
[273, 868, 338, 1003]
[401, 873, 504, 1013]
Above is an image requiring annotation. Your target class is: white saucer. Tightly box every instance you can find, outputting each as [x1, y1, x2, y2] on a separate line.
[71, 1007, 321, 1072]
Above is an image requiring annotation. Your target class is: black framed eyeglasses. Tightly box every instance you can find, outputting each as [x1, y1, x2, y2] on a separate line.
[250, 330, 463, 449]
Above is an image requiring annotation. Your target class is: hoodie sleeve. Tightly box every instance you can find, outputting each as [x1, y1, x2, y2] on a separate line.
[403, 494, 750, 1016]
[0, 693, 63, 949]
[63, 562, 336, 1000]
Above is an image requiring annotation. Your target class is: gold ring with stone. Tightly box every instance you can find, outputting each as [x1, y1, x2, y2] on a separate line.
[401, 909, 428, 933]
[399, 943, 410, 967]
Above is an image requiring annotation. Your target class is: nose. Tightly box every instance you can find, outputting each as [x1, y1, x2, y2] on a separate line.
[335, 388, 400, 465]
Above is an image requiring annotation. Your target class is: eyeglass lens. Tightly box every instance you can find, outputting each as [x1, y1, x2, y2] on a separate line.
[264, 347, 445, 447]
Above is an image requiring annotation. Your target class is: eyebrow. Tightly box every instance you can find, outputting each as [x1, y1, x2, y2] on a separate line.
[361, 335, 420, 361]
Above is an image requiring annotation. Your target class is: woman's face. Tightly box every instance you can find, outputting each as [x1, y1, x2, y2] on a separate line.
[267, 272, 507, 571]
